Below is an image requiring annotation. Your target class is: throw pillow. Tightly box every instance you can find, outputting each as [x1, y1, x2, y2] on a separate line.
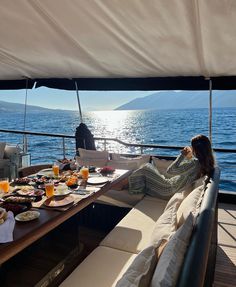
[116, 241, 163, 287]
[149, 202, 178, 247]
[0, 142, 6, 159]
[177, 185, 204, 227]
[164, 192, 184, 212]
[76, 156, 108, 168]
[78, 148, 109, 159]
[107, 154, 150, 170]
[77, 148, 109, 167]
[150, 213, 194, 287]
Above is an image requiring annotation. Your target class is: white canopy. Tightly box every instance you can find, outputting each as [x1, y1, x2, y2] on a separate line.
[0, 0, 236, 89]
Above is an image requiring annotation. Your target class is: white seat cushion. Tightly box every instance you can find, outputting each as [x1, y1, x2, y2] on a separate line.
[100, 197, 167, 254]
[96, 189, 145, 208]
[59, 246, 136, 287]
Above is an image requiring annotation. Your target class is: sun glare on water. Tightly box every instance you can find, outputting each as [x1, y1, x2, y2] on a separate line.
[92, 110, 130, 132]
[86, 110, 141, 153]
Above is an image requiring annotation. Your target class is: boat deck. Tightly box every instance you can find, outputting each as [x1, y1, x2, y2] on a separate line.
[214, 202, 236, 286]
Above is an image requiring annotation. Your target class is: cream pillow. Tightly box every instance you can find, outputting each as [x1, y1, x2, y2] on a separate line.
[177, 185, 204, 227]
[107, 154, 150, 170]
[149, 202, 178, 246]
[0, 142, 6, 159]
[78, 148, 109, 159]
[116, 241, 163, 287]
[164, 192, 185, 212]
[77, 148, 109, 167]
[76, 156, 107, 168]
[151, 213, 194, 287]
[152, 158, 173, 178]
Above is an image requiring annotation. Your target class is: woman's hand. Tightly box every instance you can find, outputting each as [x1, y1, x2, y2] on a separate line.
[181, 146, 193, 159]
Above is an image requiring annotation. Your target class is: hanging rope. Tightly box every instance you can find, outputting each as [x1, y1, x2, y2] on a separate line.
[23, 79, 28, 153]
[75, 81, 83, 123]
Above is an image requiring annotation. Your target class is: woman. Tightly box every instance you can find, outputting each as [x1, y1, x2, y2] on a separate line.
[128, 134, 215, 199]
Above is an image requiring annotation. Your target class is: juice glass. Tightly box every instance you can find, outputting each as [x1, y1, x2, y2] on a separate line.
[0, 178, 10, 193]
[80, 167, 89, 180]
[45, 181, 54, 197]
[52, 163, 60, 177]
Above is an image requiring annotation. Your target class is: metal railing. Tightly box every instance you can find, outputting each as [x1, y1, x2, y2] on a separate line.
[0, 128, 236, 190]
[1, 128, 236, 157]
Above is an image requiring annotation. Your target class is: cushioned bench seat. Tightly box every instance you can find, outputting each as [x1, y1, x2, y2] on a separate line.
[100, 196, 167, 254]
[95, 189, 145, 208]
[59, 246, 136, 287]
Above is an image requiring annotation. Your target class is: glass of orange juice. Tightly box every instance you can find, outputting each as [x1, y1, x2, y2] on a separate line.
[0, 178, 10, 193]
[45, 181, 54, 197]
[80, 166, 89, 180]
[52, 163, 60, 178]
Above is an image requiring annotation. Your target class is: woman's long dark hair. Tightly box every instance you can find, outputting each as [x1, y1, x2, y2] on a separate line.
[191, 134, 215, 177]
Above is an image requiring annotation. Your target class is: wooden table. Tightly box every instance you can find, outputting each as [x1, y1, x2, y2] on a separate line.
[0, 169, 132, 265]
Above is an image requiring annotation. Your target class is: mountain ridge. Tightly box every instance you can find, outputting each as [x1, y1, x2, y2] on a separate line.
[115, 91, 236, 110]
[0, 100, 72, 113]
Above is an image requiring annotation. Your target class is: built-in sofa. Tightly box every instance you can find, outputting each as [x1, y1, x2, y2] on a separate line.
[59, 150, 220, 287]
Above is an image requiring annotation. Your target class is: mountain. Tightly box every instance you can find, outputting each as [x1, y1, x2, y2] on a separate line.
[115, 91, 236, 110]
[0, 100, 65, 113]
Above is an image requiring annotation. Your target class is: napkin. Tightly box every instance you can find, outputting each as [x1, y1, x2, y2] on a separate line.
[0, 211, 15, 243]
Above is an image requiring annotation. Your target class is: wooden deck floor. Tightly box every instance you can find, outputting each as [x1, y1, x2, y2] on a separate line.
[214, 202, 236, 287]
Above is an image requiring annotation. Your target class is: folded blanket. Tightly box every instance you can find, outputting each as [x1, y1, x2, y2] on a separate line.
[0, 211, 15, 243]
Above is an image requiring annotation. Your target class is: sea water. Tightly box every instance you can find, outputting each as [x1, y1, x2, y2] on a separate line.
[0, 107, 235, 191]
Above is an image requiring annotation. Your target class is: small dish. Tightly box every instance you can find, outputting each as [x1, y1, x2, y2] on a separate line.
[15, 210, 40, 222]
[16, 188, 44, 197]
[37, 169, 54, 177]
[87, 176, 109, 185]
[44, 195, 74, 208]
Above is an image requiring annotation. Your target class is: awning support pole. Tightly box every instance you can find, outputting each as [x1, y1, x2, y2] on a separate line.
[208, 78, 212, 142]
[75, 81, 83, 123]
[23, 79, 28, 153]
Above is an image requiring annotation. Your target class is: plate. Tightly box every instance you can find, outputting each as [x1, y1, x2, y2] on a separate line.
[44, 195, 74, 208]
[37, 168, 54, 177]
[86, 176, 109, 185]
[16, 187, 44, 197]
[15, 210, 40, 222]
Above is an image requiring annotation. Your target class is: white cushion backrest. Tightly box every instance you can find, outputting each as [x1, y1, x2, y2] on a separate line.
[116, 242, 162, 287]
[150, 213, 194, 287]
[107, 155, 150, 170]
[78, 148, 109, 160]
[177, 185, 204, 227]
[149, 202, 178, 247]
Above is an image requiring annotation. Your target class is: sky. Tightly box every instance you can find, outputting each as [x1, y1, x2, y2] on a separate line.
[0, 88, 154, 111]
